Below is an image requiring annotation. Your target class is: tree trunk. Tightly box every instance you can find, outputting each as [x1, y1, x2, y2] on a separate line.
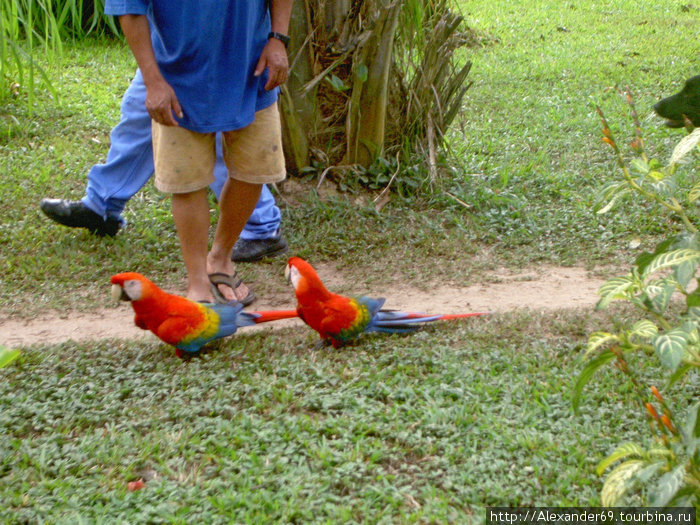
[279, 0, 473, 181]
[343, 1, 401, 165]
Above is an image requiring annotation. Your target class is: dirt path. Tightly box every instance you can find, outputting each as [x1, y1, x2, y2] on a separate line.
[0, 265, 607, 347]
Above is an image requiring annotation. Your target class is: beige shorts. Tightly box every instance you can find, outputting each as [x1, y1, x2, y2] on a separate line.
[152, 103, 286, 193]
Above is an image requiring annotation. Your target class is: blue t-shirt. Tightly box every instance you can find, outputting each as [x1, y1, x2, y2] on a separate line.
[105, 0, 278, 133]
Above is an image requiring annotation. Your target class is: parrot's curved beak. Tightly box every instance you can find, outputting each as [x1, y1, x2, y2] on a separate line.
[111, 284, 130, 302]
[284, 264, 291, 283]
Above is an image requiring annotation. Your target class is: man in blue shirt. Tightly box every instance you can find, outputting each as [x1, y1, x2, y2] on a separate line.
[106, 0, 293, 304]
[39, 49, 288, 262]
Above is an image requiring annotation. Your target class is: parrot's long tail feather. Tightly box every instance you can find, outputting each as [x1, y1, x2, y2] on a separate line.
[431, 312, 490, 320]
[372, 310, 489, 332]
[249, 310, 299, 324]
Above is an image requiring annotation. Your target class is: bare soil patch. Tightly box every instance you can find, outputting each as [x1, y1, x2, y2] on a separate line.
[0, 264, 607, 348]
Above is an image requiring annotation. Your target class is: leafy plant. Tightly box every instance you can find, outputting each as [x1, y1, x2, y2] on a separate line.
[1, 0, 118, 105]
[574, 92, 700, 507]
[1, 0, 59, 106]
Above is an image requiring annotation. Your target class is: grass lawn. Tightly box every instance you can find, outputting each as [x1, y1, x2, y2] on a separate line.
[1, 0, 698, 522]
[1, 311, 654, 523]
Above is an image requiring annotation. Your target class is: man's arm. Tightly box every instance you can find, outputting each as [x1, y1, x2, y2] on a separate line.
[255, 0, 294, 91]
[119, 14, 182, 126]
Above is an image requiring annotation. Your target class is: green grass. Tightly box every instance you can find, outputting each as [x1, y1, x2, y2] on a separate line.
[1, 310, 655, 523]
[1, 0, 699, 521]
[445, 0, 700, 263]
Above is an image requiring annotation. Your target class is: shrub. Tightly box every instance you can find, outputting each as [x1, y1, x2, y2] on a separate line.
[573, 92, 700, 507]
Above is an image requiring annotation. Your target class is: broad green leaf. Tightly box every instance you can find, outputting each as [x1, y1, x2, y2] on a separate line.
[650, 465, 686, 507]
[597, 180, 626, 201]
[682, 401, 700, 441]
[572, 350, 616, 414]
[635, 462, 665, 484]
[356, 63, 368, 83]
[650, 177, 676, 197]
[648, 158, 664, 169]
[630, 320, 658, 339]
[596, 190, 631, 215]
[0, 346, 20, 368]
[674, 260, 697, 289]
[586, 331, 619, 356]
[647, 446, 674, 459]
[668, 363, 693, 387]
[679, 321, 699, 344]
[636, 234, 700, 275]
[635, 253, 657, 275]
[642, 249, 700, 279]
[595, 181, 629, 214]
[601, 460, 645, 506]
[326, 74, 348, 91]
[675, 233, 700, 250]
[653, 329, 688, 370]
[630, 157, 649, 175]
[685, 306, 700, 320]
[688, 181, 700, 204]
[648, 281, 677, 313]
[669, 128, 700, 165]
[596, 443, 645, 476]
[597, 275, 636, 310]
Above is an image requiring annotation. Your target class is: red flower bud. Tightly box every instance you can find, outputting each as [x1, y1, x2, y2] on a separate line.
[660, 414, 676, 433]
[645, 402, 660, 420]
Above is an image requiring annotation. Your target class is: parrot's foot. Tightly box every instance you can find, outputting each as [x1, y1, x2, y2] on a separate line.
[311, 339, 332, 351]
[175, 348, 201, 359]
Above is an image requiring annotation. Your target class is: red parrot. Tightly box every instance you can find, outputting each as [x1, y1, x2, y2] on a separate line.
[110, 272, 298, 357]
[284, 257, 489, 348]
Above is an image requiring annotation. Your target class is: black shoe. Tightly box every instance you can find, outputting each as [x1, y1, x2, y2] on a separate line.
[231, 230, 288, 262]
[39, 198, 121, 237]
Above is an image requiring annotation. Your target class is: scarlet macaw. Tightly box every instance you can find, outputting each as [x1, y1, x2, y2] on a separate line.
[284, 257, 488, 348]
[111, 272, 297, 357]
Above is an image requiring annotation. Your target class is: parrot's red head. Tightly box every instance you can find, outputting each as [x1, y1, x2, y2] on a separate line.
[285, 257, 329, 298]
[110, 272, 158, 302]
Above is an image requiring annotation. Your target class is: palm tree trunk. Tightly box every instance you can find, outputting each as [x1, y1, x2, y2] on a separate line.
[343, 0, 401, 165]
[279, 0, 473, 178]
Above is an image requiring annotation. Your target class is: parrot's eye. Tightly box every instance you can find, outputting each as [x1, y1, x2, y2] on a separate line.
[123, 279, 143, 300]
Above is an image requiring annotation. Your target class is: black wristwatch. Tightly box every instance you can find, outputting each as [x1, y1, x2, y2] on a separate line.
[268, 31, 290, 48]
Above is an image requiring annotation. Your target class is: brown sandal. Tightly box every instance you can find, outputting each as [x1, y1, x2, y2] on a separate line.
[208, 272, 255, 306]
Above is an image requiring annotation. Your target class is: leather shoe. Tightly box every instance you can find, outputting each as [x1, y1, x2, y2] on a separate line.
[231, 230, 288, 262]
[40, 199, 121, 237]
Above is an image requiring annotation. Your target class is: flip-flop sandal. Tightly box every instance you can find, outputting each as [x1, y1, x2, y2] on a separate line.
[208, 272, 256, 306]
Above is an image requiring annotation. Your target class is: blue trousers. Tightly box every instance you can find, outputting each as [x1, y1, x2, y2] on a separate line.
[82, 70, 282, 240]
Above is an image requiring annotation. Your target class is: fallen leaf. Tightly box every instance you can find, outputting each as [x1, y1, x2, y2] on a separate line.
[127, 479, 146, 491]
[0, 346, 21, 368]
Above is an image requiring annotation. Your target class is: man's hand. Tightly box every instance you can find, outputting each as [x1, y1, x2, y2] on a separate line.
[145, 78, 183, 127]
[119, 14, 183, 127]
[254, 38, 289, 91]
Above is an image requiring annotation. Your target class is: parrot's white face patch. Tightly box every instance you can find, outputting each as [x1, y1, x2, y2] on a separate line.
[285, 264, 301, 290]
[116, 279, 143, 301]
